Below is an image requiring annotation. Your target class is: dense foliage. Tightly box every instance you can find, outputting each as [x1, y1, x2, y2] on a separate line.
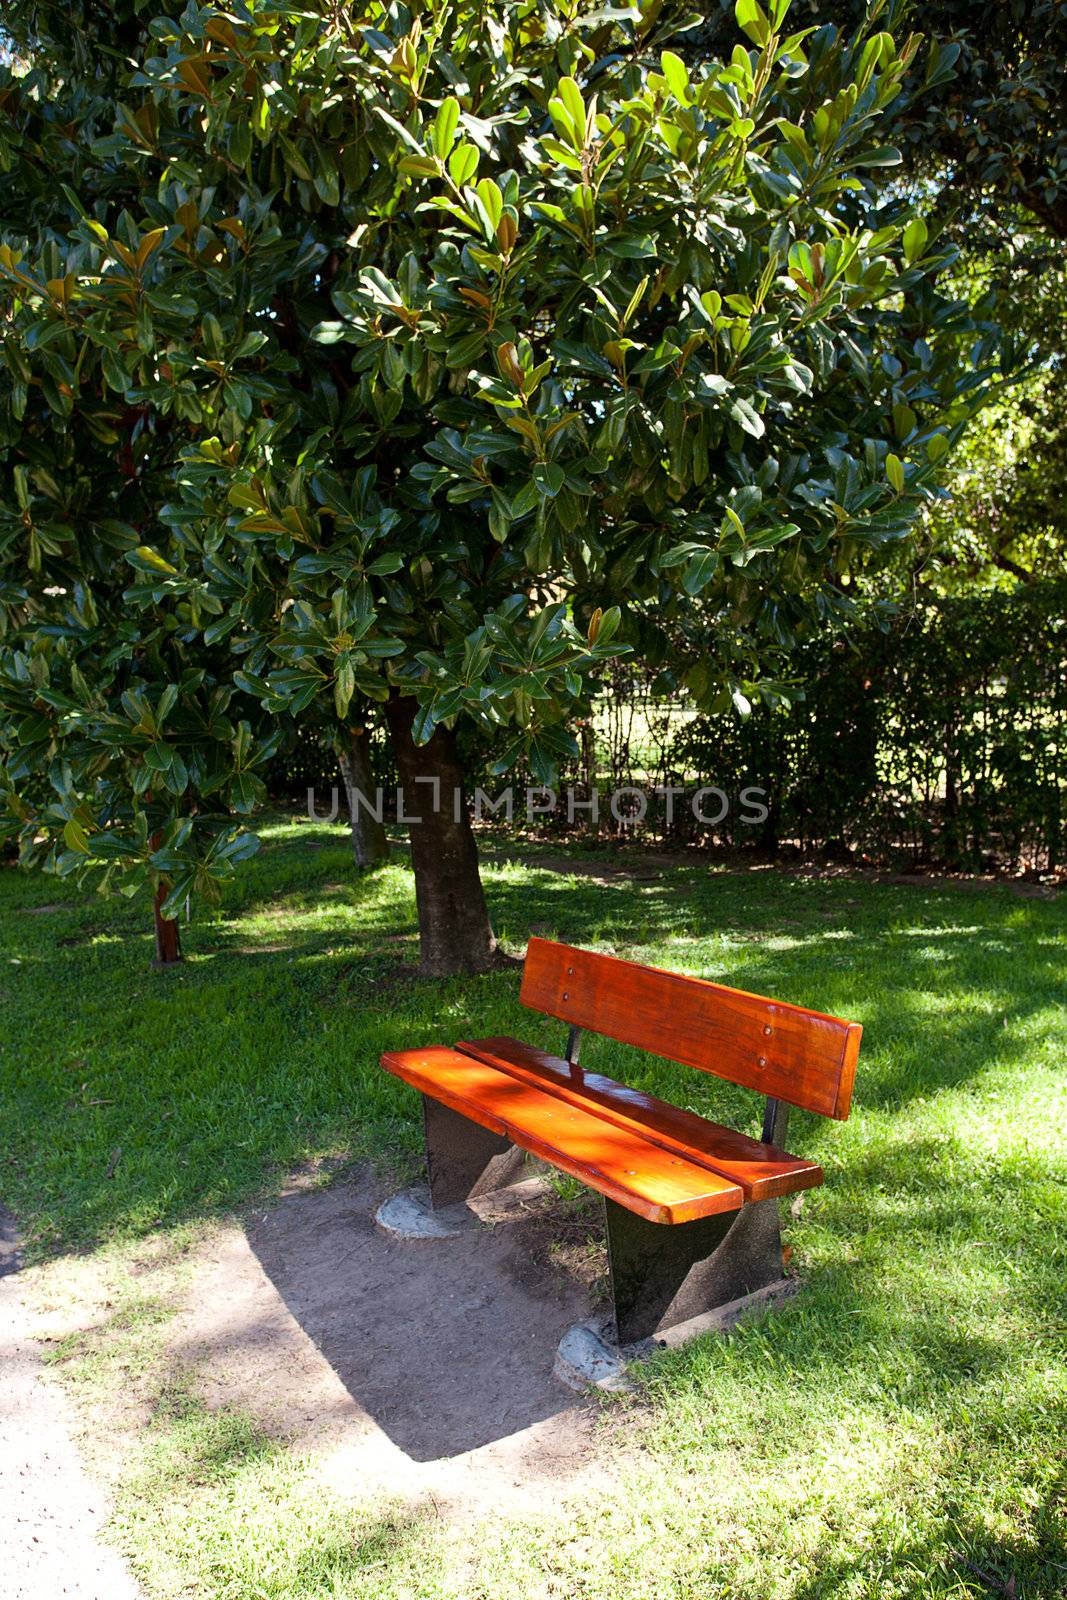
[692, 0, 1067, 240]
[693, 1, 1067, 601]
[517, 582, 1063, 871]
[0, 0, 987, 964]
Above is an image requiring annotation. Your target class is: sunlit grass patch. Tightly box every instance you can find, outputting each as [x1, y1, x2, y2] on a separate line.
[2, 822, 1064, 1597]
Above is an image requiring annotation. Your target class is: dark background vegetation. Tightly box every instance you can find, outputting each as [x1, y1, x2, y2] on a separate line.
[270, 579, 1066, 874]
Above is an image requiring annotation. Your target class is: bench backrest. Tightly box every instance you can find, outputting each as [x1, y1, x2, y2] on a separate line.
[520, 938, 861, 1120]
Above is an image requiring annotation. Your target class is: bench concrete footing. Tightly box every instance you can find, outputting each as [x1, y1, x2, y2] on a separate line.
[554, 1278, 800, 1392]
[375, 1172, 552, 1240]
[374, 1186, 482, 1240]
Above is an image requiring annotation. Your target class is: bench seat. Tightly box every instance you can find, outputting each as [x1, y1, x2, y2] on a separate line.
[455, 1036, 824, 1204]
[379, 939, 861, 1343]
[381, 1044, 745, 1224]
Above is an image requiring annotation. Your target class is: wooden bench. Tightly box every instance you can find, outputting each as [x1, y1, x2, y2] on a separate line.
[381, 937, 861, 1344]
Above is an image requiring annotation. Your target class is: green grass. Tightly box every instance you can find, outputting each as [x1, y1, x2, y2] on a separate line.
[2, 817, 1065, 1598]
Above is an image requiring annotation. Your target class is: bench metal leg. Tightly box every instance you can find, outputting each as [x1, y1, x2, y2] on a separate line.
[605, 1197, 785, 1345]
[421, 1095, 528, 1209]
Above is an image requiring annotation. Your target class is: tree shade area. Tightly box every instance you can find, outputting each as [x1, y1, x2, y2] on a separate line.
[0, 0, 1003, 973]
[1, 824, 1064, 1596]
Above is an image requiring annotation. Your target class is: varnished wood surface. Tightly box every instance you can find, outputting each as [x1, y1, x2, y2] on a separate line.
[520, 938, 862, 1120]
[380, 1046, 744, 1225]
[455, 1036, 824, 1202]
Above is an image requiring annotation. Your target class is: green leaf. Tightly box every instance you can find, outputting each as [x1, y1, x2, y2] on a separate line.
[683, 551, 720, 594]
[902, 217, 928, 264]
[373, 105, 425, 156]
[63, 817, 91, 853]
[432, 97, 460, 159]
[449, 143, 479, 186]
[131, 546, 179, 576]
[311, 321, 351, 345]
[334, 658, 355, 718]
[852, 147, 903, 167]
[366, 552, 405, 575]
[547, 101, 577, 150]
[159, 876, 196, 921]
[661, 51, 689, 101]
[475, 177, 503, 233]
[230, 772, 262, 814]
[216, 831, 261, 864]
[398, 155, 440, 178]
[605, 235, 657, 260]
[729, 396, 765, 438]
[735, 0, 771, 44]
[411, 701, 440, 745]
[557, 78, 587, 140]
[886, 452, 905, 493]
[534, 462, 566, 498]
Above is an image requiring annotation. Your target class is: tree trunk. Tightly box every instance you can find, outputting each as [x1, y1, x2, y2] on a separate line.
[384, 694, 498, 976]
[149, 820, 182, 966]
[335, 725, 389, 870]
[579, 719, 600, 839]
[942, 731, 963, 868]
[153, 883, 182, 966]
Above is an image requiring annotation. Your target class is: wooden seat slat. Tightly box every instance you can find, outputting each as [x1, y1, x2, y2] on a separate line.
[520, 938, 862, 1120]
[380, 1045, 744, 1225]
[455, 1036, 823, 1203]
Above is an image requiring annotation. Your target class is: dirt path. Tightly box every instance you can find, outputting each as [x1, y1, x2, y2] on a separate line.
[475, 841, 1062, 897]
[2, 1167, 624, 1600]
[0, 1212, 143, 1600]
[166, 1170, 620, 1524]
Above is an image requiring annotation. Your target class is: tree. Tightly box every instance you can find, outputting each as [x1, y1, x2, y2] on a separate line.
[0, 0, 989, 974]
[691, 1, 1067, 602]
[335, 723, 389, 870]
[689, 0, 1067, 240]
[886, 359, 1067, 596]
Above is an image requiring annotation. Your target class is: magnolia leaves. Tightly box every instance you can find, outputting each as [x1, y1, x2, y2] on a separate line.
[735, 0, 794, 48]
[729, 395, 765, 439]
[660, 485, 801, 592]
[395, 93, 522, 260]
[0, 0, 975, 939]
[902, 218, 929, 265]
[407, 600, 624, 772]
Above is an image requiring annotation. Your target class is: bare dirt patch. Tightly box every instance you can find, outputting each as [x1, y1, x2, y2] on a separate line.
[0, 1209, 144, 1600]
[166, 1168, 623, 1524]
[480, 843, 1063, 898]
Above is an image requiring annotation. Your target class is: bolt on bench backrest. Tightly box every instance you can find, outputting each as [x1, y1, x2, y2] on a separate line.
[520, 937, 861, 1121]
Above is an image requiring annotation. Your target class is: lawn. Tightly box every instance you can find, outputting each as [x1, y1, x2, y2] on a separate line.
[1, 817, 1065, 1599]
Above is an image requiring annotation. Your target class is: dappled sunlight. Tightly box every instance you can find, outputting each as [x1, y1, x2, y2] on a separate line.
[4, 833, 1062, 1264]
[4, 832, 1064, 1600]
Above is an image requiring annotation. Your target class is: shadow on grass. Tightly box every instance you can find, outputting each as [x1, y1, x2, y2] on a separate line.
[0, 829, 1062, 1268]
